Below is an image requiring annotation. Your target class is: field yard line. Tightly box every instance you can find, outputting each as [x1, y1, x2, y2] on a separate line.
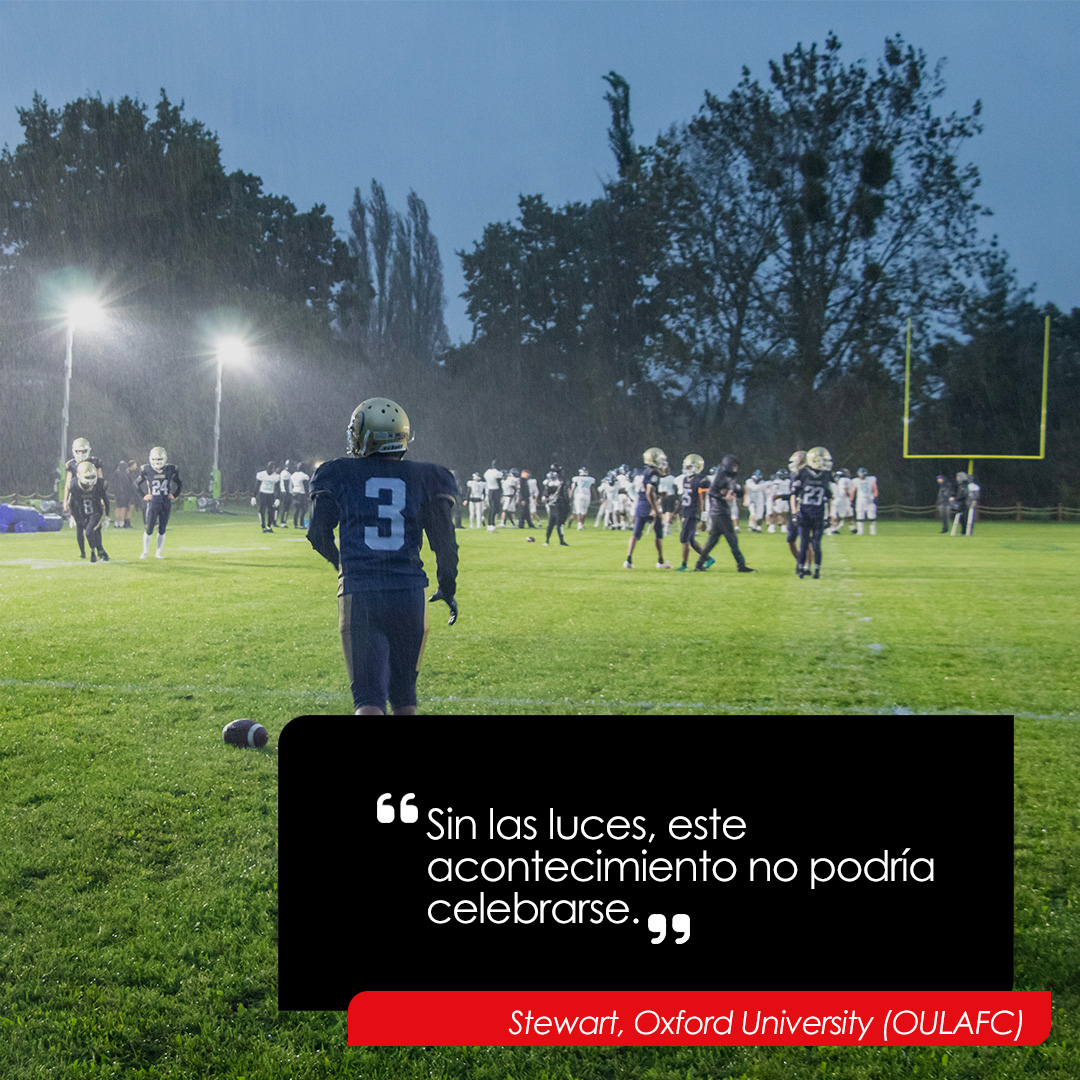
[0, 677, 1071, 718]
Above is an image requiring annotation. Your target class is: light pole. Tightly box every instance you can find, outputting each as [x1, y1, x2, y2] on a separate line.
[58, 299, 103, 494]
[212, 336, 247, 499]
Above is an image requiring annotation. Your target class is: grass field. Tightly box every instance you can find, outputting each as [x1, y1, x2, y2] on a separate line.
[0, 510, 1077, 1077]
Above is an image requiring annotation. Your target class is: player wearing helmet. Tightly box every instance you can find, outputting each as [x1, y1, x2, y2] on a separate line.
[791, 447, 833, 578]
[570, 468, 596, 530]
[543, 465, 571, 546]
[137, 447, 181, 558]
[950, 472, 980, 536]
[853, 467, 879, 535]
[62, 437, 104, 516]
[624, 448, 672, 569]
[70, 459, 111, 562]
[307, 398, 459, 716]
[829, 468, 854, 534]
[744, 469, 767, 532]
[675, 453, 708, 570]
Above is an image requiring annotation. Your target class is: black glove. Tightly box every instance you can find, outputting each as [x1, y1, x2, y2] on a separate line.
[429, 589, 458, 626]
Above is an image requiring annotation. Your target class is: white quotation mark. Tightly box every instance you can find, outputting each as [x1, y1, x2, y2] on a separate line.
[648, 913, 691, 944]
[376, 793, 418, 824]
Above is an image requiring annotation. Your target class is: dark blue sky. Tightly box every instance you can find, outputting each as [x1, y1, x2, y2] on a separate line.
[3, 1, 1078, 343]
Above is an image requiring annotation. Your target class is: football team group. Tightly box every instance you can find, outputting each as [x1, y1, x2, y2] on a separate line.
[58, 397, 884, 717]
[463, 454, 880, 575]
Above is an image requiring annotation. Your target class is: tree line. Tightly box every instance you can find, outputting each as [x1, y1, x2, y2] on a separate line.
[0, 37, 1076, 505]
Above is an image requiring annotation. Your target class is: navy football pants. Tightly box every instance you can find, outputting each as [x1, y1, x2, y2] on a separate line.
[339, 588, 428, 712]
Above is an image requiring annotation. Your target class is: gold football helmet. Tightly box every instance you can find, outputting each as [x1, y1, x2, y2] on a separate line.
[72, 437, 91, 462]
[643, 447, 669, 475]
[788, 450, 807, 473]
[348, 398, 411, 457]
[682, 453, 704, 475]
[806, 446, 833, 471]
[149, 447, 168, 470]
[76, 460, 98, 491]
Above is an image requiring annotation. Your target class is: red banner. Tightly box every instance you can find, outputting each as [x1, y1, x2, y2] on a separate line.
[349, 990, 1050, 1047]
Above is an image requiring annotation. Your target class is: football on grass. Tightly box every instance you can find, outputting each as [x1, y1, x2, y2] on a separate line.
[222, 719, 269, 748]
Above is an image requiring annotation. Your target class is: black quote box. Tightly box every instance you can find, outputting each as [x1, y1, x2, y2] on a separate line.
[279, 717, 1012, 1010]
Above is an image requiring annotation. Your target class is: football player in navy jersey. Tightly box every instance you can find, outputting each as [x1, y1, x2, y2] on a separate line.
[70, 460, 111, 562]
[675, 453, 708, 570]
[791, 446, 833, 578]
[136, 446, 182, 559]
[62, 437, 104, 517]
[624, 447, 672, 569]
[307, 398, 459, 716]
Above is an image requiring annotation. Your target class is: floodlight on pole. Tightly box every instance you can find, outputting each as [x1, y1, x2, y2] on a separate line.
[58, 298, 105, 495]
[211, 336, 248, 498]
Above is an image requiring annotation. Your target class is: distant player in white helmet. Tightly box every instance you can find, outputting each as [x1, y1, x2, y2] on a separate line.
[570, 468, 595, 529]
[744, 470, 767, 532]
[853, 467, 879, 535]
[829, 468, 854, 534]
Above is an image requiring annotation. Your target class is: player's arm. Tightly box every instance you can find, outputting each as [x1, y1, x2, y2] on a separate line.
[306, 490, 340, 570]
[170, 468, 181, 500]
[424, 492, 459, 624]
[871, 481, 879, 499]
[100, 481, 111, 518]
[62, 471, 72, 511]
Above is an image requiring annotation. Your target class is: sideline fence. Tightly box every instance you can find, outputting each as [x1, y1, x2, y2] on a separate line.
[883, 503, 1080, 523]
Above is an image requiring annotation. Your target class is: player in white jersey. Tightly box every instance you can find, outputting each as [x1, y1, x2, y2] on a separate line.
[594, 474, 615, 527]
[853, 468, 879, 534]
[744, 470, 767, 532]
[615, 469, 634, 529]
[770, 470, 793, 532]
[500, 470, 519, 526]
[466, 472, 486, 528]
[253, 462, 280, 533]
[569, 468, 596, 529]
[482, 462, 503, 531]
[657, 471, 679, 535]
[829, 469, 854, 534]
[525, 471, 540, 521]
[289, 463, 311, 527]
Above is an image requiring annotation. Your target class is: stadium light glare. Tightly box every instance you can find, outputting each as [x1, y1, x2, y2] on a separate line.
[65, 297, 105, 331]
[211, 337, 250, 497]
[57, 297, 106, 494]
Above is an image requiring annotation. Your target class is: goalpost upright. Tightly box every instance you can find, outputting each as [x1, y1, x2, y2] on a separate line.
[902, 315, 1050, 476]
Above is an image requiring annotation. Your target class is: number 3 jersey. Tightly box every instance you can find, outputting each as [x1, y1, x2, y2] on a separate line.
[307, 456, 458, 596]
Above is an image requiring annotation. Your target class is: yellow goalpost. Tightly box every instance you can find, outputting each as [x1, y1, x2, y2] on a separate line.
[902, 315, 1050, 476]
